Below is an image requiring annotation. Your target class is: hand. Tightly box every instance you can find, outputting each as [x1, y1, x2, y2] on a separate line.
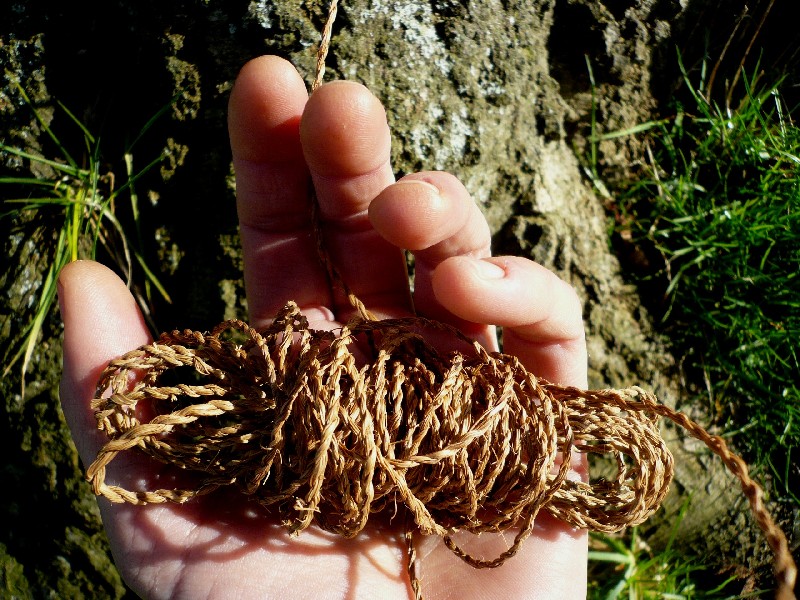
[58, 55, 588, 599]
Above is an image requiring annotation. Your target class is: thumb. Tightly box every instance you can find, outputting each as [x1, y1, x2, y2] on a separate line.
[58, 260, 151, 466]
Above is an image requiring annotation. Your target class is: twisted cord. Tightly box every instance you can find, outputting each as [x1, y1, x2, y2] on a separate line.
[87, 304, 796, 597]
[89, 307, 670, 544]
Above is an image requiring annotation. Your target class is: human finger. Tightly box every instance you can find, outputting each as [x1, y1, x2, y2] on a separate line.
[57, 262, 414, 600]
[58, 260, 152, 465]
[229, 55, 334, 328]
[299, 81, 411, 321]
[368, 172, 493, 343]
[420, 254, 589, 598]
[431, 255, 587, 387]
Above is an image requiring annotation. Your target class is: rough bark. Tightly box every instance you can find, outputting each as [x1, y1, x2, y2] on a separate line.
[1, 0, 794, 595]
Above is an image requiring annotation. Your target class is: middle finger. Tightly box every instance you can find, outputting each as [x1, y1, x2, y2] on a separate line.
[300, 81, 412, 322]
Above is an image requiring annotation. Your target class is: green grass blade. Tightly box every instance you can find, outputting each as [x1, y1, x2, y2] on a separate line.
[56, 100, 96, 146]
[591, 119, 671, 142]
[126, 93, 179, 152]
[0, 144, 84, 178]
[2, 92, 173, 387]
[588, 551, 634, 564]
[134, 250, 172, 303]
[109, 152, 165, 202]
[14, 82, 78, 170]
[0, 176, 59, 187]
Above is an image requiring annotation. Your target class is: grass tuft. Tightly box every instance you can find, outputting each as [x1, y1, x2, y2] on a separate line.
[605, 60, 799, 499]
[587, 500, 770, 600]
[588, 529, 751, 600]
[1, 85, 171, 388]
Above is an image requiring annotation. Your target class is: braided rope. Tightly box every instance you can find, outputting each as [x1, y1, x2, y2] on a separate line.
[87, 303, 796, 597]
[89, 306, 671, 538]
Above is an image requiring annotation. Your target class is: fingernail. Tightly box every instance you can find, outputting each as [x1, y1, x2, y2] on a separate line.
[392, 179, 441, 198]
[473, 258, 505, 280]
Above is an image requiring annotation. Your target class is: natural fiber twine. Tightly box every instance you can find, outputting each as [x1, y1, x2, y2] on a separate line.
[86, 1, 796, 598]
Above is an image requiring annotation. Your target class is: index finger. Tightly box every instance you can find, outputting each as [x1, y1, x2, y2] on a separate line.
[228, 56, 332, 328]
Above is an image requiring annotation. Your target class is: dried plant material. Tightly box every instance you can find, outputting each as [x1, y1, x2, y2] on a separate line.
[86, 301, 795, 597]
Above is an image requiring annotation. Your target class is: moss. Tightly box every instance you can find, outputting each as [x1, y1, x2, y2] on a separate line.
[0, 542, 31, 599]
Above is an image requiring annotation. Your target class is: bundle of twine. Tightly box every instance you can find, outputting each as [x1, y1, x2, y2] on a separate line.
[86, 1, 796, 598]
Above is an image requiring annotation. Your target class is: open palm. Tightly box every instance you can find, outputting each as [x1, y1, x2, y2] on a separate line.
[58, 56, 588, 599]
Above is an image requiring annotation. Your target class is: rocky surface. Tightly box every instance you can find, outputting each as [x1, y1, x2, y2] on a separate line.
[1, 0, 793, 596]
